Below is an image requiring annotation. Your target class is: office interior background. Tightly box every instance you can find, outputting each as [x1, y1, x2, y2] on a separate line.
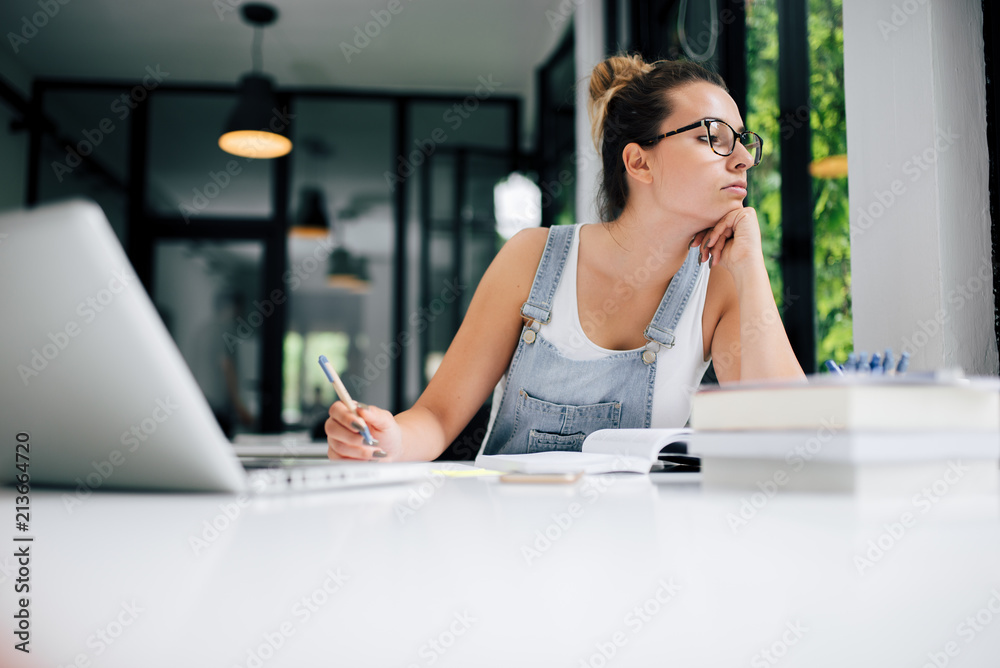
[1, 0, 997, 451]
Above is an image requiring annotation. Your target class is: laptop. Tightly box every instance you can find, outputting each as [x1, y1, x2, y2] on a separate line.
[0, 199, 431, 493]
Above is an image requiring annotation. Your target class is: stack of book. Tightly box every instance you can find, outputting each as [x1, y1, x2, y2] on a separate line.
[687, 371, 1000, 494]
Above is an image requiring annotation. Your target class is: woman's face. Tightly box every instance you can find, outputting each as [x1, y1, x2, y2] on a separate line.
[639, 81, 754, 227]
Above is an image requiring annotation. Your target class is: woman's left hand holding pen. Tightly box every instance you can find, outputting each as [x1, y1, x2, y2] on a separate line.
[326, 401, 402, 461]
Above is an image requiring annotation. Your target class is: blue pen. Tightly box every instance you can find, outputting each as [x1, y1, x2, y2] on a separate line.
[856, 352, 869, 374]
[868, 352, 882, 374]
[318, 355, 376, 447]
[896, 351, 910, 375]
[824, 359, 844, 376]
[882, 349, 894, 375]
[844, 352, 858, 373]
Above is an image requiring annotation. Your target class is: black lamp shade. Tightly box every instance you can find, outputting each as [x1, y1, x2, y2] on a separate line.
[219, 74, 292, 159]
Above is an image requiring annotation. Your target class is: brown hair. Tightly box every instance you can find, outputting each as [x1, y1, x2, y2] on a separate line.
[588, 53, 727, 221]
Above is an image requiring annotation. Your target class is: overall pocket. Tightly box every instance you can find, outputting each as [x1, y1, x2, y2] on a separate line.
[512, 389, 622, 453]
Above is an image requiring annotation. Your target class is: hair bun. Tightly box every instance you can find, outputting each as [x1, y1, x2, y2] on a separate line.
[588, 54, 655, 150]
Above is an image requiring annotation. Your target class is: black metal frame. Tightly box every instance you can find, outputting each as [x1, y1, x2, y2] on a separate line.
[776, 0, 816, 373]
[535, 28, 575, 229]
[983, 0, 1000, 371]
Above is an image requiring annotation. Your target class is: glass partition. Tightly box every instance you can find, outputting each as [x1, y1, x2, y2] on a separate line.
[37, 89, 130, 242]
[281, 98, 395, 428]
[146, 92, 273, 220]
[153, 240, 265, 438]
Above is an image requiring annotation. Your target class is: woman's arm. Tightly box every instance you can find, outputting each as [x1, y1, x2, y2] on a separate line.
[699, 207, 806, 384]
[326, 227, 549, 461]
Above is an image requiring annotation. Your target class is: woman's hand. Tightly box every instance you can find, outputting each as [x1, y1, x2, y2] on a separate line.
[326, 401, 403, 461]
[690, 206, 764, 275]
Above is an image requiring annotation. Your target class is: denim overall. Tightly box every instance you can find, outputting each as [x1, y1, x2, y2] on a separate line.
[480, 225, 704, 456]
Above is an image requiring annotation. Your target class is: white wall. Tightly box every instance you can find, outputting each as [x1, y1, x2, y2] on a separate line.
[844, 0, 997, 374]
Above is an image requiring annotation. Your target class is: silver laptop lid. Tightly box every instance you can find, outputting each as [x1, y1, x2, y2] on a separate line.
[0, 200, 248, 493]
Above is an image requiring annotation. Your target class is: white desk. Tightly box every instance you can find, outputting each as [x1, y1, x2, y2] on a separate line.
[4, 468, 1000, 667]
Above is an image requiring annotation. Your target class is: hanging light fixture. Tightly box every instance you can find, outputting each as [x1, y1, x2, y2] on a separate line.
[327, 247, 371, 293]
[218, 3, 292, 159]
[290, 138, 334, 238]
[291, 187, 331, 238]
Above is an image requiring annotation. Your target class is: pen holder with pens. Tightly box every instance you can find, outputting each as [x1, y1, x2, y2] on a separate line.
[824, 349, 910, 377]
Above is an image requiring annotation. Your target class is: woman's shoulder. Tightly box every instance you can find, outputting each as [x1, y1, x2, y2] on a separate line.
[495, 226, 549, 273]
[473, 227, 550, 311]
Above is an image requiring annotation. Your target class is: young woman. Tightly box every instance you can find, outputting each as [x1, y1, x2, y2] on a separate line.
[326, 54, 805, 461]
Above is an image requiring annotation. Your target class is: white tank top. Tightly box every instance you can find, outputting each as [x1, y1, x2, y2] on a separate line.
[484, 223, 713, 440]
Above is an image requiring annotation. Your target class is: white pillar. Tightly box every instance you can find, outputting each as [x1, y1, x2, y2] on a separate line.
[844, 0, 996, 374]
[574, 0, 604, 224]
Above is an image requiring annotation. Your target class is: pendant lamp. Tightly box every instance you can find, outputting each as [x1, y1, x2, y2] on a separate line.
[218, 3, 292, 159]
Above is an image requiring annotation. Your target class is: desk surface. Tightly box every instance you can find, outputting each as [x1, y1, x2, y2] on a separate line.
[4, 467, 1000, 668]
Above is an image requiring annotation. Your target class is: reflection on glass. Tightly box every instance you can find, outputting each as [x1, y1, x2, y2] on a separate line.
[37, 90, 130, 241]
[285, 99, 394, 419]
[153, 241, 263, 438]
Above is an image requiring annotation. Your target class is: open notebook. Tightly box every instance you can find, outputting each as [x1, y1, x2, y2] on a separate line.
[0, 200, 430, 493]
[475, 429, 696, 474]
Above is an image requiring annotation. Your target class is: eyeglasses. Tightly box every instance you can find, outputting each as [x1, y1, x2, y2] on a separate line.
[641, 119, 763, 167]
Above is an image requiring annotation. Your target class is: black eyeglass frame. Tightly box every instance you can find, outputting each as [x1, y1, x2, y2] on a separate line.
[640, 118, 763, 167]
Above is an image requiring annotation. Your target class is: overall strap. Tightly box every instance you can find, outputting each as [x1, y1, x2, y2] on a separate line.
[641, 246, 704, 363]
[519, 225, 576, 325]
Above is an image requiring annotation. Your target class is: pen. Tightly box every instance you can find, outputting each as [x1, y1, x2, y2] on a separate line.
[868, 352, 882, 373]
[896, 351, 910, 375]
[882, 349, 894, 376]
[317, 355, 376, 447]
[823, 359, 844, 376]
[844, 352, 858, 373]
